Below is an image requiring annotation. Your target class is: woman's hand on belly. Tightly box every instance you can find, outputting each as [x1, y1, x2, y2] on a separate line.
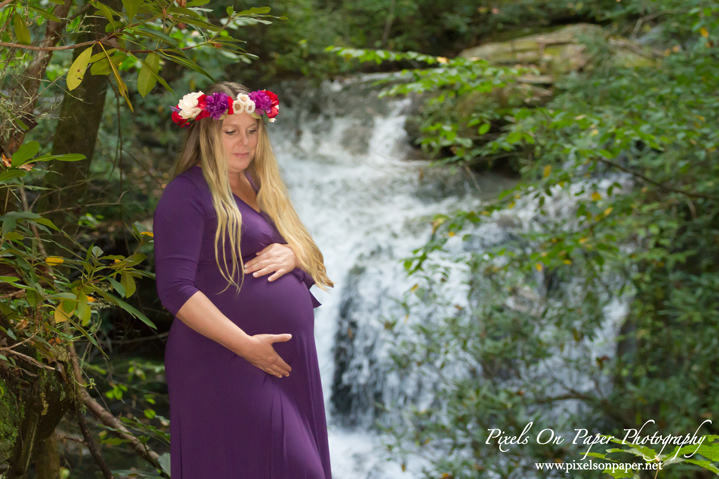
[239, 333, 294, 378]
[244, 243, 300, 282]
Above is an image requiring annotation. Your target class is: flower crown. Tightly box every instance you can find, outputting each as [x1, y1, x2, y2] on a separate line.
[171, 90, 279, 128]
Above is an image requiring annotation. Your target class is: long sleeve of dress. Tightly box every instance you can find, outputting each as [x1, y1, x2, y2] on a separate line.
[154, 176, 205, 316]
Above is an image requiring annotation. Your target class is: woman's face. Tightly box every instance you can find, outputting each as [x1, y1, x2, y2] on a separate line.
[221, 112, 259, 173]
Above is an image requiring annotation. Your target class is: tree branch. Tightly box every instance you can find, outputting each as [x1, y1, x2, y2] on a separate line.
[68, 341, 166, 475]
[0, 37, 115, 51]
[595, 156, 719, 201]
[0, 39, 203, 53]
[74, 402, 114, 479]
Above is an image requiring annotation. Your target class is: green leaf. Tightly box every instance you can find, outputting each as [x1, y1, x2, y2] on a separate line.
[90, 51, 127, 75]
[0, 170, 27, 182]
[0, 277, 20, 284]
[506, 131, 523, 144]
[478, 123, 490, 135]
[1, 218, 16, 235]
[34, 217, 59, 231]
[126, 253, 147, 266]
[67, 47, 94, 91]
[11, 141, 41, 166]
[108, 277, 126, 297]
[32, 153, 86, 162]
[88, 49, 117, 64]
[48, 292, 78, 300]
[121, 271, 136, 298]
[99, 44, 133, 112]
[98, 291, 156, 330]
[76, 293, 92, 326]
[121, 0, 142, 21]
[90, 58, 114, 76]
[135, 27, 179, 47]
[238, 6, 271, 15]
[26, 5, 61, 22]
[92, 0, 123, 29]
[13, 14, 31, 45]
[137, 53, 160, 97]
[156, 51, 215, 81]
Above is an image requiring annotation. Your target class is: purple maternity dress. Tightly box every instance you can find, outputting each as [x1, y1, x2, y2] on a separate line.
[153, 165, 331, 479]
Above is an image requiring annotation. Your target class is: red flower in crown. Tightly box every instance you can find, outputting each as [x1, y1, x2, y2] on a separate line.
[226, 95, 235, 115]
[263, 90, 279, 119]
[172, 111, 190, 128]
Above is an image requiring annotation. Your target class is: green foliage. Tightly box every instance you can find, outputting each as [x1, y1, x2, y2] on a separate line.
[0, 189, 157, 353]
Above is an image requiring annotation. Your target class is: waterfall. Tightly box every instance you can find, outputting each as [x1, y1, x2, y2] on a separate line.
[270, 75, 631, 478]
[267, 75, 515, 478]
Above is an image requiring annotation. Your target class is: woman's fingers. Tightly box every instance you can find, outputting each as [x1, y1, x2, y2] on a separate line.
[250, 264, 289, 280]
[249, 264, 275, 277]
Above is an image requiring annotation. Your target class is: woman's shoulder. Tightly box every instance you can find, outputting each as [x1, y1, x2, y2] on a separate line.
[157, 166, 211, 211]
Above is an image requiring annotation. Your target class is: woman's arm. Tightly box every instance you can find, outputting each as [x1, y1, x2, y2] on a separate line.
[176, 291, 292, 378]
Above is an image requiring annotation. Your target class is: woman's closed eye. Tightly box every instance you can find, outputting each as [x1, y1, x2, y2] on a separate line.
[224, 130, 257, 136]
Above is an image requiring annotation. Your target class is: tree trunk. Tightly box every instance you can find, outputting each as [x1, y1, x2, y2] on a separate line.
[35, 436, 61, 479]
[37, 0, 121, 242]
[5, 366, 74, 479]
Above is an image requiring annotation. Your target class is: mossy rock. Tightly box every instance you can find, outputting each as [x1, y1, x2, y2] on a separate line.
[0, 377, 22, 465]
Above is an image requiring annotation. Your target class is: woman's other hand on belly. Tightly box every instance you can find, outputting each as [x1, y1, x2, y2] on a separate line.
[239, 333, 293, 378]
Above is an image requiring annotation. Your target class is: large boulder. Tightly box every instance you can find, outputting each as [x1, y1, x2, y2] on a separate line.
[459, 23, 659, 75]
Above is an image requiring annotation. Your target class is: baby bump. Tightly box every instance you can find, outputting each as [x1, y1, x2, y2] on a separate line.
[197, 265, 316, 338]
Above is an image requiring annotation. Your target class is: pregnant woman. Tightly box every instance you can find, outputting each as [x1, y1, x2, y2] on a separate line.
[153, 81, 334, 478]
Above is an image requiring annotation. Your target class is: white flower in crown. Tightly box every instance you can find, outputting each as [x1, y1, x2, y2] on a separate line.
[177, 91, 205, 120]
[233, 94, 256, 114]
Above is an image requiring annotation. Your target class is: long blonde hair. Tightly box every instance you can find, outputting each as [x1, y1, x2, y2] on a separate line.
[173, 81, 334, 293]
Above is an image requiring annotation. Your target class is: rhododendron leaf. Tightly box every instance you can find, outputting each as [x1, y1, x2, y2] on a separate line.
[13, 14, 30, 45]
[67, 47, 94, 91]
[137, 53, 162, 97]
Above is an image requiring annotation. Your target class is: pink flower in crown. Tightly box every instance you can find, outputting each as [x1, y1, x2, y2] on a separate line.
[248, 91, 272, 115]
[204, 92, 232, 120]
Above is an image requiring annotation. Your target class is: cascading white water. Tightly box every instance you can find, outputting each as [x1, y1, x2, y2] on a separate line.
[269, 75, 518, 478]
[270, 75, 632, 478]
